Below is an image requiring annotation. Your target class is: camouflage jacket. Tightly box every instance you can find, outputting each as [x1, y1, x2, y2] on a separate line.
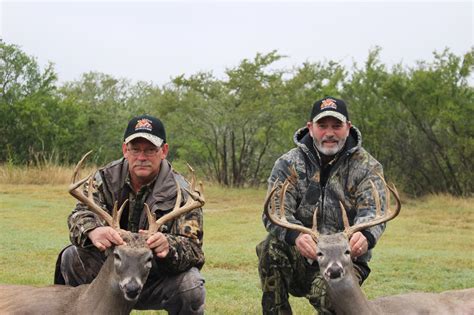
[68, 158, 204, 273]
[263, 125, 387, 263]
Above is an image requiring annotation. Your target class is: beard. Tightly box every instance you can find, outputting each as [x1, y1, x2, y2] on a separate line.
[313, 135, 347, 156]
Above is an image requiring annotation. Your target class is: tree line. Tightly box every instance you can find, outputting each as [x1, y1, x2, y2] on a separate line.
[1, 39, 473, 196]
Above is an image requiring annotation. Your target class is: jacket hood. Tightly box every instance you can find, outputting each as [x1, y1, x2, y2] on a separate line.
[293, 125, 363, 164]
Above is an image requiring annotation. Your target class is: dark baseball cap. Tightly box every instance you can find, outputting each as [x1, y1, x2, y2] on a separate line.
[123, 115, 166, 147]
[310, 97, 349, 123]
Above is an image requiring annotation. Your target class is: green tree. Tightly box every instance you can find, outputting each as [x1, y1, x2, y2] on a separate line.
[163, 51, 288, 186]
[58, 72, 142, 163]
[383, 48, 474, 196]
[284, 59, 347, 148]
[2, 39, 471, 195]
[0, 39, 59, 163]
[344, 47, 473, 196]
[342, 47, 394, 170]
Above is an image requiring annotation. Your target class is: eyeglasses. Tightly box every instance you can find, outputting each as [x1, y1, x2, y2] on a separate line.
[127, 147, 161, 157]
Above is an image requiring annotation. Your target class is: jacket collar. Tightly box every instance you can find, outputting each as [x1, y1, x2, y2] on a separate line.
[147, 159, 178, 212]
[102, 158, 179, 213]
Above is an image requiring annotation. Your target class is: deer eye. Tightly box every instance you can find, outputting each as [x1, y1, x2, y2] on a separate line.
[114, 252, 122, 261]
[344, 250, 351, 255]
[316, 252, 324, 258]
[145, 256, 153, 269]
[113, 252, 122, 268]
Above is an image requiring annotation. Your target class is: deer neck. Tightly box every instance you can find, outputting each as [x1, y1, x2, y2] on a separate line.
[79, 254, 136, 315]
[325, 266, 376, 315]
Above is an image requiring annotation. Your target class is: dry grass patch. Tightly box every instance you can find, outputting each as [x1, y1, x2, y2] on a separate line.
[0, 164, 96, 185]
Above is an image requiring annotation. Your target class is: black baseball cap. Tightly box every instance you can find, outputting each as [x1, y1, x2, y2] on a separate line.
[123, 115, 166, 147]
[310, 97, 349, 123]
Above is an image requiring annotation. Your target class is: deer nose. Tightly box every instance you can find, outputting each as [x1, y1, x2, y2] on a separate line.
[325, 264, 344, 279]
[121, 280, 142, 301]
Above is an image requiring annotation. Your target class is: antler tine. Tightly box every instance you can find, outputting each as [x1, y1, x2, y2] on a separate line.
[69, 150, 93, 191]
[311, 207, 318, 235]
[144, 203, 158, 233]
[344, 177, 401, 238]
[385, 181, 391, 213]
[111, 200, 128, 230]
[264, 179, 319, 242]
[278, 180, 291, 219]
[340, 201, 350, 229]
[186, 163, 196, 190]
[269, 181, 279, 216]
[369, 180, 382, 217]
[147, 167, 205, 234]
[69, 151, 115, 228]
[185, 163, 205, 204]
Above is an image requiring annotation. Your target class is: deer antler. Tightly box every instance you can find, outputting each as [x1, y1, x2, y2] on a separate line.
[144, 163, 205, 234]
[265, 174, 401, 242]
[264, 179, 320, 242]
[69, 151, 127, 230]
[341, 177, 401, 238]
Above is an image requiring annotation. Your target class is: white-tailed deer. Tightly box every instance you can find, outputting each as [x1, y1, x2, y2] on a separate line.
[0, 151, 205, 315]
[264, 178, 474, 315]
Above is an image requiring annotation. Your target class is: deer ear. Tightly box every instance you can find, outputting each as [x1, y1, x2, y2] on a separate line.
[104, 247, 114, 257]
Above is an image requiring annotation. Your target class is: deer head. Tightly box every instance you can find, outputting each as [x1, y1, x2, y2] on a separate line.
[264, 174, 401, 283]
[68, 151, 205, 301]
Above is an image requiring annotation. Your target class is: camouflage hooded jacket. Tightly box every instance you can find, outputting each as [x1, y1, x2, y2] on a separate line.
[68, 158, 204, 273]
[263, 125, 387, 263]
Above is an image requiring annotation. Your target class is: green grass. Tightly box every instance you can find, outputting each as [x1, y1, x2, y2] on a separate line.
[0, 184, 472, 314]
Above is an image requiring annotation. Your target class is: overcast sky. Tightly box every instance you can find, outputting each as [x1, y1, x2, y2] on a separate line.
[1, 0, 472, 85]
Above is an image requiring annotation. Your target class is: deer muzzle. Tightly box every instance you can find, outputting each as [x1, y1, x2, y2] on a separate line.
[120, 278, 143, 301]
[324, 262, 345, 280]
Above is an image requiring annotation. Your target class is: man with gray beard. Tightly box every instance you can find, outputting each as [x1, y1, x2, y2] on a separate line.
[256, 97, 388, 314]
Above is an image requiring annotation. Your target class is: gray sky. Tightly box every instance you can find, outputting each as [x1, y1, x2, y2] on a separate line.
[1, 0, 472, 85]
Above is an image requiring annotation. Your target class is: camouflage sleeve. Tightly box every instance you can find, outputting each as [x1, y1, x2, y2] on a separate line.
[156, 205, 205, 273]
[262, 157, 303, 244]
[68, 171, 110, 248]
[353, 163, 387, 247]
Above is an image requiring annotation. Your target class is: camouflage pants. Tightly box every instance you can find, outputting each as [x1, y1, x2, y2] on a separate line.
[256, 234, 370, 315]
[54, 245, 205, 315]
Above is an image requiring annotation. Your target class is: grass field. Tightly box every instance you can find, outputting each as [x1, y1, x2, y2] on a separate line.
[0, 182, 473, 314]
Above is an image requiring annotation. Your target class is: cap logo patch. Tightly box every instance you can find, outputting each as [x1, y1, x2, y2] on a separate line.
[320, 98, 337, 110]
[135, 118, 153, 131]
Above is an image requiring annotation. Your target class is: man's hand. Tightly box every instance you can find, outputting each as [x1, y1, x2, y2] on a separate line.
[350, 231, 368, 258]
[88, 226, 124, 251]
[141, 231, 170, 258]
[295, 233, 318, 260]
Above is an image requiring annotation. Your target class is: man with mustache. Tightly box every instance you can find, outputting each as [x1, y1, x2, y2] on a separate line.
[54, 115, 205, 314]
[256, 97, 387, 314]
